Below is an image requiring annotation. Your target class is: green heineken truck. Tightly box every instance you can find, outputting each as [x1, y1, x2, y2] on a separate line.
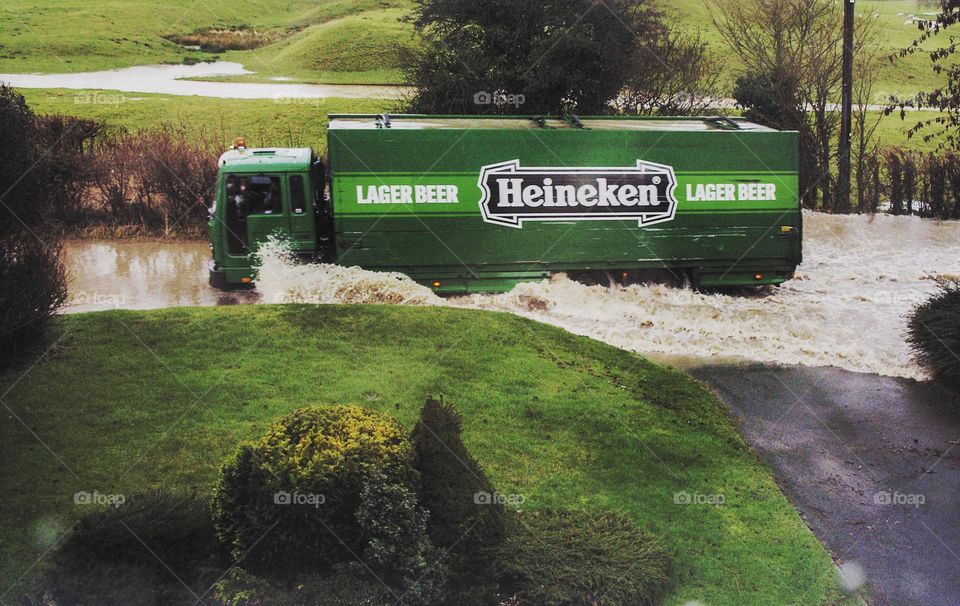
[209, 114, 801, 293]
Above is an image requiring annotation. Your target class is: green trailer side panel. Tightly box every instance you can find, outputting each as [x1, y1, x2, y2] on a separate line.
[327, 120, 800, 288]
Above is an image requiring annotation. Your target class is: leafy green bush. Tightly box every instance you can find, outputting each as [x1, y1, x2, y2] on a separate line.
[212, 566, 391, 606]
[40, 490, 222, 605]
[210, 469, 451, 606]
[410, 397, 506, 602]
[211, 405, 417, 576]
[496, 509, 671, 606]
[908, 281, 960, 388]
[356, 471, 446, 605]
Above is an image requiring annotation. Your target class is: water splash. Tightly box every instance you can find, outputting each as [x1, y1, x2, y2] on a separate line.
[254, 239, 443, 306]
[254, 212, 960, 380]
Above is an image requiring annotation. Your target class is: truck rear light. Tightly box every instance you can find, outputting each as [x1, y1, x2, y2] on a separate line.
[431, 280, 442, 288]
[241, 277, 252, 284]
[754, 273, 764, 281]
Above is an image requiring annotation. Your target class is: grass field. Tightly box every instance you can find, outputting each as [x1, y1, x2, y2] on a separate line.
[0, 306, 851, 605]
[0, 0, 949, 96]
[18, 87, 943, 154]
[18, 88, 397, 152]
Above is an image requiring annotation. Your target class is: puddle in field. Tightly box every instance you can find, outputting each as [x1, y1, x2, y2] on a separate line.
[65, 212, 960, 379]
[0, 61, 406, 99]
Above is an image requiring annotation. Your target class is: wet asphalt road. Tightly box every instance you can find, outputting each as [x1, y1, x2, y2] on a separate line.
[688, 364, 960, 606]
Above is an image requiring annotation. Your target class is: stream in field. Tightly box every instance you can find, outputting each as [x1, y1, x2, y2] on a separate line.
[64, 212, 960, 379]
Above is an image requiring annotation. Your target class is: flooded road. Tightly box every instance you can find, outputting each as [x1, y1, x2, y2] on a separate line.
[0, 62, 407, 100]
[64, 211, 960, 379]
[63, 240, 257, 313]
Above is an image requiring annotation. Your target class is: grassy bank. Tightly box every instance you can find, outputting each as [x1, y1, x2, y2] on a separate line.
[18, 88, 396, 153]
[18, 87, 941, 153]
[0, 0, 415, 84]
[0, 306, 846, 605]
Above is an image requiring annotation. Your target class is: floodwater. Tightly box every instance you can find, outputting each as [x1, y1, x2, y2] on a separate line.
[0, 62, 406, 100]
[64, 212, 960, 379]
[63, 240, 257, 313]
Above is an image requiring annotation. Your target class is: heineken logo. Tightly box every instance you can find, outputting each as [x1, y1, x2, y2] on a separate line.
[477, 159, 678, 229]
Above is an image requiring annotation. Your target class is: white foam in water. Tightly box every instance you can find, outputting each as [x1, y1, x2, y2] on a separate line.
[255, 212, 960, 379]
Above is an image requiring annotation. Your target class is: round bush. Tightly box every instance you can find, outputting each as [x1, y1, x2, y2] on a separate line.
[496, 509, 671, 606]
[212, 405, 417, 575]
[908, 281, 960, 388]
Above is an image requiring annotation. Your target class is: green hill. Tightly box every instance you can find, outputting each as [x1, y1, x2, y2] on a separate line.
[0, 306, 848, 605]
[0, 0, 946, 95]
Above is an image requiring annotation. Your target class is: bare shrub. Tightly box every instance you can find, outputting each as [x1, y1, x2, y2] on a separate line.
[88, 128, 219, 236]
[138, 129, 219, 235]
[34, 115, 101, 222]
[869, 148, 960, 219]
[615, 27, 723, 116]
[164, 27, 290, 53]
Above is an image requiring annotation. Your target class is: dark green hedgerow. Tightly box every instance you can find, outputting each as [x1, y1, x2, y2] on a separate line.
[37, 490, 223, 606]
[496, 509, 672, 606]
[908, 281, 960, 388]
[411, 397, 507, 604]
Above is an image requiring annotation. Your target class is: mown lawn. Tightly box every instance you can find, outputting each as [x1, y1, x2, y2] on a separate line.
[0, 306, 848, 605]
[18, 87, 945, 154]
[17, 88, 396, 153]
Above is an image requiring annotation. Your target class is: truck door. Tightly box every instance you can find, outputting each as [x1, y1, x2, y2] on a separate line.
[243, 175, 287, 251]
[287, 174, 317, 252]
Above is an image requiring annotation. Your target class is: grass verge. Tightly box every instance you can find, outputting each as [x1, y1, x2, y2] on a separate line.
[17, 87, 941, 153]
[0, 305, 847, 605]
[17, 88, 397, 153]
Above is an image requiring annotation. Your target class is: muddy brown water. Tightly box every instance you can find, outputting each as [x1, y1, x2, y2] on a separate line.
[63, 240, 257, 313]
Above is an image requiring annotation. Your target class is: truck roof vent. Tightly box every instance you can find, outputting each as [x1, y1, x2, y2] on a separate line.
[253, 150, 276, 156]
[706, 116, 742, 130]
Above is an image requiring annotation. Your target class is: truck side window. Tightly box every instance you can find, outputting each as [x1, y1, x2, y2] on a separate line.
[246, 176, 282, 215]
[290, 175, 306, 214]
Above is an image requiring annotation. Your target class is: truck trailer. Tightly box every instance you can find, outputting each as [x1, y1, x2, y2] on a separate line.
[208, 114, 801, 293]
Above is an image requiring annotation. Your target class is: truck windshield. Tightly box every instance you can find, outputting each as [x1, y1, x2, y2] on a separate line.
[226, 175, 282, 216]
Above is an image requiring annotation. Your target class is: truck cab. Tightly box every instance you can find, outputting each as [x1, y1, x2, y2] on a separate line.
[208, 144, 323, 288]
